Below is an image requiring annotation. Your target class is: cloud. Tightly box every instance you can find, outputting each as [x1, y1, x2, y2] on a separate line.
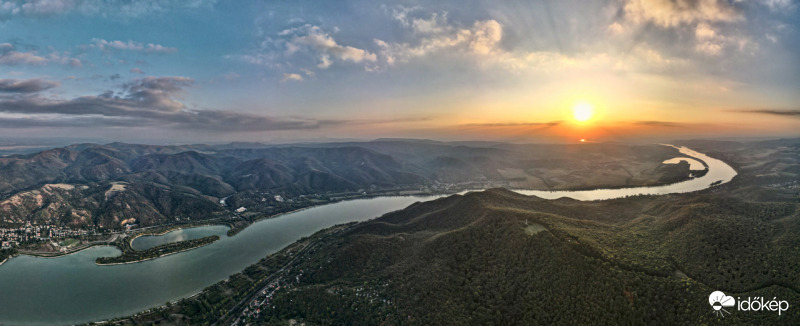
[462, 121, 563, 127]
[0, 0, 216, 19]
[0, 114, 146, 128]
[762, 0, 795, 11]
[0, 78, 59, 93]
[622, 0, 743, 27]
[630, 120, 683, 127]
[233, 24, 378, 75]
[0, 50, 47, 65]
[689, 22, 751, 56]
[130, 67, 144, 74]
[282, 25, 377, 69]
[388, 6, 449, 34]
[92, 38, 177, 53]
[375, 14, 671, 75]
[376, 18, 504, 64]
[607, 1, 755, 62]
[18, 0, 76, 15]
[733, 109, 800, 117]
[280, 73, 303, 82]
[0, 43, 82, 66]
[0, 76, 334, 132]
[695, 42, 723, 55]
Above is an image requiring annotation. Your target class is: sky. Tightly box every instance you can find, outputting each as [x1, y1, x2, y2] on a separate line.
[0, 0, 798, 144]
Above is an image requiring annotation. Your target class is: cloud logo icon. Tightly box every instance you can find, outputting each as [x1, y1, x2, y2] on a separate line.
[709, 291, 735, 317]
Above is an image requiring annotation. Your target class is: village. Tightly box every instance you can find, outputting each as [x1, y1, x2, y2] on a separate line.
[0, 222, 92, 249]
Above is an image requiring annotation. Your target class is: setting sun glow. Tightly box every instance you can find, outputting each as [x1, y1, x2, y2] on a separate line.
[572, 102, 595, 122]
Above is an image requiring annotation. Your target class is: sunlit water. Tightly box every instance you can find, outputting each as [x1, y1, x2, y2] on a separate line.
[0, 145, 736, 325]
[662, 157, 705, 171]
[515, 145, 736, 200]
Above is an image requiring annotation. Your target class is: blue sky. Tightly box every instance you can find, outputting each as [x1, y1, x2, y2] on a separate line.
[0, 0, 798, 144]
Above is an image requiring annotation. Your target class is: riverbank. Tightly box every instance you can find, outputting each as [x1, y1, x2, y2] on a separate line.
[1, 166, 696, 263]
[89, 225, 347, 325]
[16, 234, 120, 258]
[96, 236, 220, 265]
[128, 223, 228, 244]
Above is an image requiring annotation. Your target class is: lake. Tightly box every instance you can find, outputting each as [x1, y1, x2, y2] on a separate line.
[0, 145, 737, 325]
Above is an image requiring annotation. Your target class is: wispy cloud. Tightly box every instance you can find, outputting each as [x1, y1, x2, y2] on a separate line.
[630, 120, 683, 127]
[375, 15, 504, 64]
[281, 24, 377, 69]
[0, 50, 47, 65]
[280, 73, 303, 82]
[0, 0, 216, 19]
[733, 109, 800, 117]
[622, 0, 742, 27]
[232, 24, 378, 78]
[91, 38, 177, 53]
[0, 78, 59, 93]
[0, 43, 82, 66]
[462, 121, 563, 128]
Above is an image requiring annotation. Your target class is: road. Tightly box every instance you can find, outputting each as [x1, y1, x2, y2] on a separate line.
[213, 239, 319, 326]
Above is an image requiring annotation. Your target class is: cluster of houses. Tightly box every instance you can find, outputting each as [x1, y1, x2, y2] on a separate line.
[0, 222, 90, 249]
[242, 281, 283, 319]
[767, 180, 799, 190]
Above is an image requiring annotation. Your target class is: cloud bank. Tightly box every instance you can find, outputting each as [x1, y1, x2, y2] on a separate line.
[0, 76, 333, 131]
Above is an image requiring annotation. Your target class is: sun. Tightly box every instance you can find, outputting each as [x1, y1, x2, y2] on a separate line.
[572, 101, 594, 122]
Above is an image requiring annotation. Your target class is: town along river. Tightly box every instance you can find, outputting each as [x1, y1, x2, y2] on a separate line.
[0, 145, 736, 325]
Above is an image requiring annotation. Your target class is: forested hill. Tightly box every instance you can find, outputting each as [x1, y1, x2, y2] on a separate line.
[247, 187, 800, 325]
[0, 141, 692, 229]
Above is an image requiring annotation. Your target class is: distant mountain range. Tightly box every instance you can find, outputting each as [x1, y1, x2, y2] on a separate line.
[0, 140, 693, 229]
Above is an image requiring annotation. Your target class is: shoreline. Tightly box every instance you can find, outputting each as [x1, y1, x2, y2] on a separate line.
[0, 155, 701, 265]
[15, 234, 122, 259]
[96, 238, 220, 266]
[0, 182, 686, 264]
[0, 184, 679, 263]
[18, 243, 116, 259]
[129, 223, 228, 245]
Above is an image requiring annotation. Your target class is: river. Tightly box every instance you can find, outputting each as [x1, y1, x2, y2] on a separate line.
[0, 145, 737, 325]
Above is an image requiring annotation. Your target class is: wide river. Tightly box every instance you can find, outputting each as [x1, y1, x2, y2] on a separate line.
[0, 145, 736, 325]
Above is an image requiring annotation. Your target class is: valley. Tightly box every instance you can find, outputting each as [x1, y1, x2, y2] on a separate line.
[83, 137, 800, 325]
[0, 140, 694, 256]
[0, 138, 797, 325]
